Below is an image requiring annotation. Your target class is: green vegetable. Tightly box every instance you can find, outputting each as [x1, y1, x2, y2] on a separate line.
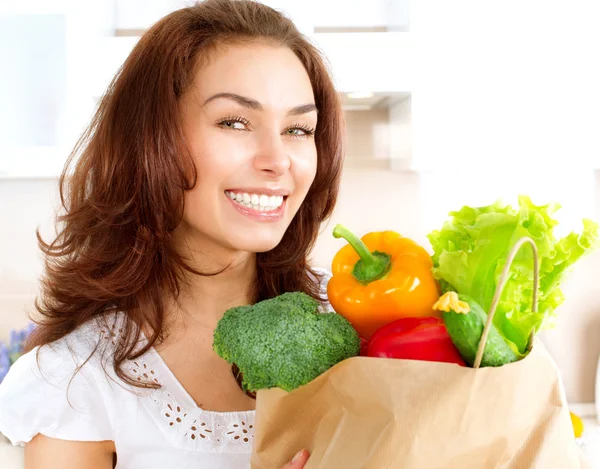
[427, 195, 599, 354]
[438, 293, 520, 367]
[213, 292, 361, 393]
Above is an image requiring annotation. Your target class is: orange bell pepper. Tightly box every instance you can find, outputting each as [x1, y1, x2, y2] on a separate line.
[327, 224, 442, 340]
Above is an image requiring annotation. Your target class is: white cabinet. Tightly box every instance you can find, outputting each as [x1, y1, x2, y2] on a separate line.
[0, 0, 412, 179]
[0, 1, 115, 178]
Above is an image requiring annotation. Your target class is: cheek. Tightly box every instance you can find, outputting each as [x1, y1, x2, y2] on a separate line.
[295, 146, 318, 191]
[180, 154, 228, 224]
[185, 118, 253, 173]
[188, 133, 250, 191]
[181, 181, 211, 228]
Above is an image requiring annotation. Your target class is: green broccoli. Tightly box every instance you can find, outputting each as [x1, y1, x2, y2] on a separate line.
[213, 291, 360, 393]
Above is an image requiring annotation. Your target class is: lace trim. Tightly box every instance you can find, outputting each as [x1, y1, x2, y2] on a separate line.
[125, 354, 255, 449]
[98, 321, 124, 347]
[223, 419, 254, 444]
[98, 316, 255, 450]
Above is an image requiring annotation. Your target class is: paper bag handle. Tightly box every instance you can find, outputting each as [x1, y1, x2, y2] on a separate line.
[473, 236, 539, 369]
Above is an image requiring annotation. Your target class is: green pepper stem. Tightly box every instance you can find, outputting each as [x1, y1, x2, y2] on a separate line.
[333, 224, 376, 264]
[333, 224, 391, 284]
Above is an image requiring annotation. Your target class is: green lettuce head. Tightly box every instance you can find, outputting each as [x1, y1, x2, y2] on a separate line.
[427, 195, 599, 354]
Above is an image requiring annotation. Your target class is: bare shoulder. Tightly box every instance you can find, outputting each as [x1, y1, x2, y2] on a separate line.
[25, 434, 116, 469]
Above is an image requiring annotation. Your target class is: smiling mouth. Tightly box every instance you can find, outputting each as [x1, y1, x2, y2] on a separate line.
[225, 190, 287, 212]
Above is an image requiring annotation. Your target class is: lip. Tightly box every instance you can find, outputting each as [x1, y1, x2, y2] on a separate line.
[225, 187, 291, 197]
[226, 192, 287, 222]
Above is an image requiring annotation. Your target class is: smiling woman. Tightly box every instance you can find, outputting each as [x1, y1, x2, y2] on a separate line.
[0, 1, 344, 469]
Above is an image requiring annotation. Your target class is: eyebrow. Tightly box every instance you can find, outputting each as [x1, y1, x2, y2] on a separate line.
[203, 92, 317, 116]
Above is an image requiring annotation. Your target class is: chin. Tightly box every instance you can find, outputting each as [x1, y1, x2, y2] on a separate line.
[230, 231, 286, 254]
[238, 239, 282, 254]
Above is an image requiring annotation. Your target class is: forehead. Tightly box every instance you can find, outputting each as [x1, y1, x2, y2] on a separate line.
[189, 42, 315, 107]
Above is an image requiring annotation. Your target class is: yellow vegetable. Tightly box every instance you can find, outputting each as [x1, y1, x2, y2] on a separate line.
[570, 411, 584, 438]
[433, 292, 470, 314]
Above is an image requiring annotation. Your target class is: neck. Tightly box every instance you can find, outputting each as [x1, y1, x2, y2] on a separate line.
[161, 226, 258, 342]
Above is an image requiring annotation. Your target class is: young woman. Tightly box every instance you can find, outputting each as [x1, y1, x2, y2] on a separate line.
[0, 1, 344, 467]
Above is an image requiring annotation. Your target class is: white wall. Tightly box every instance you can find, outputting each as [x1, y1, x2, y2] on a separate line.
[0, 180, 58, 335]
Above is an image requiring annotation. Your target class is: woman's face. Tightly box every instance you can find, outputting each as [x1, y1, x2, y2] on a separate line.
[178, 42, 318, 256]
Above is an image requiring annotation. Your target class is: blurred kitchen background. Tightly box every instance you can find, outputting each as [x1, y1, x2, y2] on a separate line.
[2, 0, 600, 424]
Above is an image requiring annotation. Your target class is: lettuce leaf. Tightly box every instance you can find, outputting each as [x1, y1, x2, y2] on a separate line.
[427, 195, 599, 354]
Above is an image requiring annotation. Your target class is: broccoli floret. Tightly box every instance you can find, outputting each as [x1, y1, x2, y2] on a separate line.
[213, 291, 360, 393]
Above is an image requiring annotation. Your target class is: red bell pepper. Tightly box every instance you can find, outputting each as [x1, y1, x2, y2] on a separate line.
[367, 317, 466, 366]
[359, 337, 370, 357]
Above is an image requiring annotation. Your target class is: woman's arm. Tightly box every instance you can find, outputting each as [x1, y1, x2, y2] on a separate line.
[25, 434, 115, 469]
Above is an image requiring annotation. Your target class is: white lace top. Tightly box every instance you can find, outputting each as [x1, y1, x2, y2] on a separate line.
[0, 269, 334, 469]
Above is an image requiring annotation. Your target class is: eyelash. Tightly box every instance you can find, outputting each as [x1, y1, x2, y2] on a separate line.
[287, 122, 316, 138]
[217, 115, 250, 130]
[216, 115, 316, 139]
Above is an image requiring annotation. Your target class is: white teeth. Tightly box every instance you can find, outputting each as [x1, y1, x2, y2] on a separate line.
[225, 191, 286, 211]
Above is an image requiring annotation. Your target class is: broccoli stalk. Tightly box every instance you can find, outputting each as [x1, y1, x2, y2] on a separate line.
[213, 292, 361, 393]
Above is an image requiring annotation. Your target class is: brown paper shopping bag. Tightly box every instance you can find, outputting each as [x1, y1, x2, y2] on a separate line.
[251, 237, 590, 469]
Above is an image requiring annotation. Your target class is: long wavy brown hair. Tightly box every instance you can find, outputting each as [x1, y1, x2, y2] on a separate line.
[25, 0, 345, 389]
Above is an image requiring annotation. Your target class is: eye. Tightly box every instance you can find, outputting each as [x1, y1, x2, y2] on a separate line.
[284, 124, 316, 139]
[216, 116, 250, 131]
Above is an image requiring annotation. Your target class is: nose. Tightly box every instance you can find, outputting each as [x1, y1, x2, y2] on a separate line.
[252, 132, 291, 177]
